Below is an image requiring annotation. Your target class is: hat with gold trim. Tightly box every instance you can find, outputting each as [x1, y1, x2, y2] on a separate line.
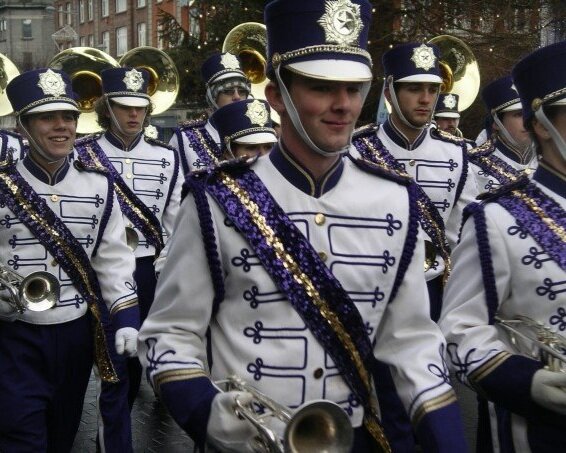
[201, 52, 247, 87]
[212, 99, 277, 149]
[512, 41, 566, 124]
[6, 68, 79, 116]
[101, 67, 150, 107]
[383, 42, 442, 84]
[435, 93, 460, 118]
[265, 0, 373, 82]
[481, 76, 522, 115]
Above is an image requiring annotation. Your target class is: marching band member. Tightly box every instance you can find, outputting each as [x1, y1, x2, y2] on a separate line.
[211, 98, 277, 160]
[469, 76, 537, 193]
[139, 1, 467, 452]
[74, 67, 182, 451]
[434, 93, 466, 139]
[169, 52, 251, 173]
[439, 40, 566, 452]
[0, 68, 139, 452]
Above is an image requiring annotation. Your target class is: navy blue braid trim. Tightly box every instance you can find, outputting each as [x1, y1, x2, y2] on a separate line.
[465, 202, 499, 324]
[453, 144, 470, 208]
[175, 128, 191, 176]
[185, 176, 225, 316]
[92, 174, 114, 258]
[389, 182, 420, 303]
[163, 148, 181, 212]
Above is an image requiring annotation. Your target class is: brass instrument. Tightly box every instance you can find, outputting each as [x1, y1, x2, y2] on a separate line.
[223, 23, 280, 124]
[118, 46, 180, 115]
[0, 263, 59, 313]
[0, 52, 20, 116]
[495, 315, 566, 372]
[49, 47, 120, 134]
[428, 35, 480, 112]
[216, 375, 354, 453]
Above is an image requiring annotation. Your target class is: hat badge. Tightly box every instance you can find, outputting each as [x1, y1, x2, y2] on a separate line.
[510, 83, 519, 95]
[123, 68, 144, 92]
[220, 53, 240, 70]
[411, 44, 437, 71]
[37, 69, 66, 97]
[443, 94, 457, 109]
[245, 100, 269, 126]
[318, 0, 363, 46]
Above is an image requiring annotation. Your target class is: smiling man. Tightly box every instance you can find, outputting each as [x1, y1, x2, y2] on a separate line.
[138, 1, 467, 452]
[74, 66, 183, 452]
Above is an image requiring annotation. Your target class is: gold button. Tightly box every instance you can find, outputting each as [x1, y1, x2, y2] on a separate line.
[51, 259, 57, 267]
[409, 159, 416, 166]
[126, 173, 133, 179]
[314, 213, 326, 225]
[50, 194, 59, 202]
[524, 168, 532, 175]
[313, 368, 323, 379]
[125, 158, 131, 164]
[318, 251, 328, 262]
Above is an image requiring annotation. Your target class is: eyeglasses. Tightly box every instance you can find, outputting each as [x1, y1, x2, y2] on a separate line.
[220, 87, 250, 97]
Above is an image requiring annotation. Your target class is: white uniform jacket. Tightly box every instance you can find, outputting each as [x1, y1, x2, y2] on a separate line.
[139, 144, 463, 448]
[377, 119, 478, 280]
[0, 153, 138, 329]
[469, 137, 538, 194]
[92, 131, 183, 259]
[439, 162, 566, 452]
[169, 118, 221, 176]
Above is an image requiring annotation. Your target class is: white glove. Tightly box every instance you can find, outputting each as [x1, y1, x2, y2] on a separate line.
[115, 327, 138, 357]
[531, 369, 566, 415]
[206, 391, 257, 453]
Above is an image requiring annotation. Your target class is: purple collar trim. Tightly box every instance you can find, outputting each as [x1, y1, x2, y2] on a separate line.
[104, 130, 143, 151]
[384, 118, 427, 150]
[75, 138, 164, 254]
[23, 153, 70, 185]
[269, 143, 344, 198]
[496, 138, 531, 165]
[0, 160, 118, 382]
[496, 178, 566, 270]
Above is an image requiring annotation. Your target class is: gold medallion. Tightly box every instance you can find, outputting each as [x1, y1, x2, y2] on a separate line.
[318, 0, 363, 46]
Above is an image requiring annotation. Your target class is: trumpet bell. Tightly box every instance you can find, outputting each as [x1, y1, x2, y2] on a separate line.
[428, 35, 480, 111]
[0, 52, 20, 116]
[20, 271, 59, 312]
[285, 400, 353, 453]
[223, 22, 268, 85]
[49, 47, 120, 134]
[119, 46, 180, 115]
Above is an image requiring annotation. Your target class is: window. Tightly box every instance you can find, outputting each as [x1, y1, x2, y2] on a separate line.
[101, 0, 109, 17]
[79, 0, 85, 23]
[116, 26, 127, 55]
[157, 24, 164, 50]
[22, 19, 32, 39]
[88, 34, 94, 47]
[137, 0, 146, 7]
[101, 30, 110, 53]
[137, 22, 146, 46]
[80, 36, 87, 46]
[58, 8, 64, 26]
[66, 3, 72, 25]
[116, 0, 126, 13]
[88, 0, 93, 20]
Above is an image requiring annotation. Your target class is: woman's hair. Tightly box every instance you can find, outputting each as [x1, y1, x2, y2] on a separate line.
[94, 96, 153, 129]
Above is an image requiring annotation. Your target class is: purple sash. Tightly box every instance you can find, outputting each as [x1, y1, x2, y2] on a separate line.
[353, 129, 451, 281]
[179, 120, 222, 169]
[192, 167, 390, 451]
[497, 182, 566, 270]
[75, 138, 164, 254]
[0, 157, 118, 382]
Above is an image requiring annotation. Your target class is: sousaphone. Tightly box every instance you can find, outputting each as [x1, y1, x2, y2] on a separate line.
[428, 35, 480, 111]
[119, 46, 180, 115]
[49, 47, 120, 133]
[0, 52, 19, 116]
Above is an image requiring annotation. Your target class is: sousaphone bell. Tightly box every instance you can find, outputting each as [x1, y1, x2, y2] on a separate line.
[0, 52, 20, 116]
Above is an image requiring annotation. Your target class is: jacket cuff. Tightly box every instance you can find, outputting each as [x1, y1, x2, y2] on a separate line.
[110, 299, 140, 330]
[414, 399, 468, 452]
[159, 376, 219, 449]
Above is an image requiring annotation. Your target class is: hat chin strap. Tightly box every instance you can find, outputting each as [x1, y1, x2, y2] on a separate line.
[17, 117, 69, 165]
[493, 112, 535, 162]
[105, 95, 145, 138]
[205, 86, 218, 110]
[275, 65, 370, 158]
[535, 108, 566, 161]
[388, 78, 436, 131]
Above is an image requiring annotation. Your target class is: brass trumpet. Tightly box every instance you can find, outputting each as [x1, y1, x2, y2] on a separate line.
[496, 315, 566, 372]
[216, 375, 354, 453]
[0, 263, 59, 313]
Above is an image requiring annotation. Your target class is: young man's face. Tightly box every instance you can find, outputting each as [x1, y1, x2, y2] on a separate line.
[24, 110, 77, 161]
[216, 86, 249, 108]
[108, 103, 146, 137]
[435, 116, 460, 135]
[288, 75, 363, 153]
[392, 82, 440, 127]
[499, 109, 530, 147]
[231, 142, 273, 158]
